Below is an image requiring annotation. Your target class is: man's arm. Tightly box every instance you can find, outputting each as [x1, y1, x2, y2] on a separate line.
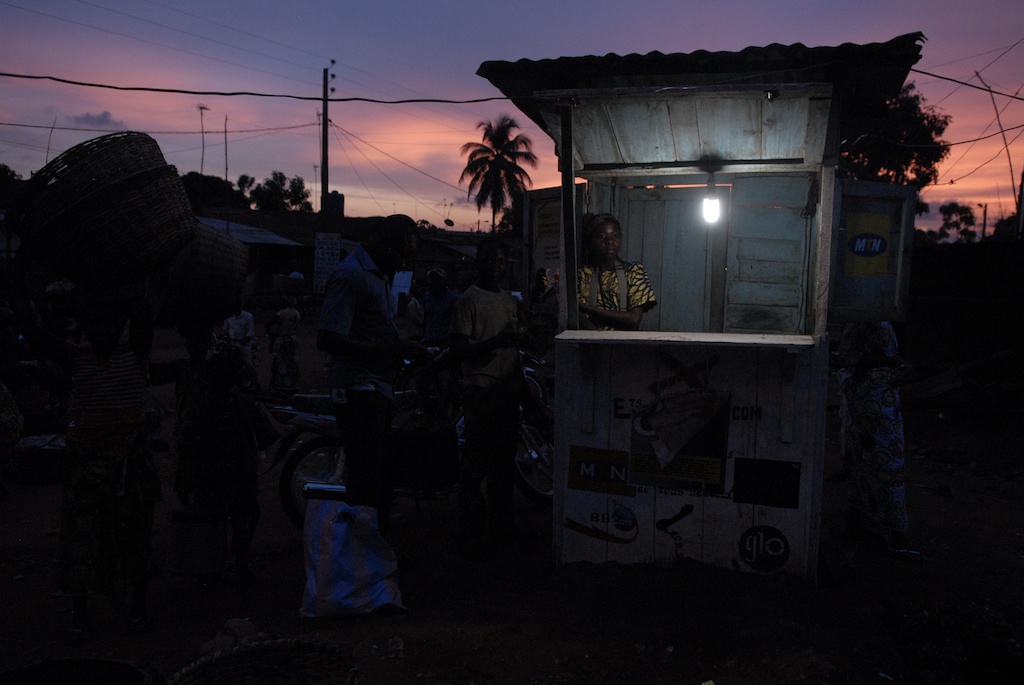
[578, 302, 643, 331]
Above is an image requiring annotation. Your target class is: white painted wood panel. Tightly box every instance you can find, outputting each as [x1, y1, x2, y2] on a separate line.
[564, 87, 831, 169]
[761, 97, 810, 160]
[554, 339, 828, 580]
[696, 97, 762, 160]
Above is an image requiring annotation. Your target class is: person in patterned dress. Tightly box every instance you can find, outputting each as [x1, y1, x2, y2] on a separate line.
[838, 321, 918, 559]
[576, 213, 657, 330]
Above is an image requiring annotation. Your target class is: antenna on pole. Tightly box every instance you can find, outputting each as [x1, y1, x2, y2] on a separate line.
[197, 104, 209, 176]
[443, 198, 454, 227]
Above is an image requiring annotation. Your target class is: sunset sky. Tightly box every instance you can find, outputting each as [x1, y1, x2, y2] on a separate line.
[1, 0, 1022, 234]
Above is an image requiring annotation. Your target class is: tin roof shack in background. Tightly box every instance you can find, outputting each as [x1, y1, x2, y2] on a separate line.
[480, 34, 923, 581]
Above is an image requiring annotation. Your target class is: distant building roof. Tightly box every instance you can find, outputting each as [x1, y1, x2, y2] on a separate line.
[197, 217, 301, 246]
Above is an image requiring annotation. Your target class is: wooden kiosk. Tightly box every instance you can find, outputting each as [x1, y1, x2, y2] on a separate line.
[480, 34, 924, 579]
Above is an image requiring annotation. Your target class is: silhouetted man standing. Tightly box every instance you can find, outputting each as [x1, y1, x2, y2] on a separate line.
[317, 215, 426, 534]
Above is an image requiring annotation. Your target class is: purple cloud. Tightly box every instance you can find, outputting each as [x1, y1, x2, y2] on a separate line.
[69, 111, 125, 128]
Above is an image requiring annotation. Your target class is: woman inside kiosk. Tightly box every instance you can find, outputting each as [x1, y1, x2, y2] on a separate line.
[576, 213, 657, 331]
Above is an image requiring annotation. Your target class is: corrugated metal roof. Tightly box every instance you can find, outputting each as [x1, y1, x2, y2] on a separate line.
[197, 217, 301, 246]
[477, 33, 925, 146]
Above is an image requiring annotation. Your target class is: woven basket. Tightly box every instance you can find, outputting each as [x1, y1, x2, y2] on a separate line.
[7, 132, 196, 288]
[7, 132, 169, 233]
[155, 221, 248, 328]
[168, 638, 353, 685]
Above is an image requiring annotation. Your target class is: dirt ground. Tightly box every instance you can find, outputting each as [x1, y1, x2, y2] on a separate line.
[2, 307, 1023, 684]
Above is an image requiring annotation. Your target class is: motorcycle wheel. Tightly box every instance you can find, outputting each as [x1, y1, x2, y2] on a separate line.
[279, 436, 346, 527]
[514, 421, 554, 505]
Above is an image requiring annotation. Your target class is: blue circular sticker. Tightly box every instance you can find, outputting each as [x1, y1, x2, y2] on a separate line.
[611, 504, 637, 533]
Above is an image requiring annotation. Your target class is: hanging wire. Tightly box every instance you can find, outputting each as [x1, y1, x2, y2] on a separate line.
[330, 125, 386, 215]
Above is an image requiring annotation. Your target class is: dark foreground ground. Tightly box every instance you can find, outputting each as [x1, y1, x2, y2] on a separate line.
[2, 313, 1023, 684]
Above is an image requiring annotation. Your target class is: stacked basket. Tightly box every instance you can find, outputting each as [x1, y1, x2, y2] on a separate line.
[7, 131, 248, 328]
[7, 132, 197, 289]
[155, 220, 249, 330]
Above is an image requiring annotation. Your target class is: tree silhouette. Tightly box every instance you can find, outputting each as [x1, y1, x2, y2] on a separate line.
[250, 171, 312, 212]
[840, 82, 951, 215]
[991, 213, 1021, 241]
[237, 174, 255, 196]
[459, 115, 537, 231]
[0, 163, 24, 208]
[180, 172, 248, 213]
[287, 176, 312, 212]
[939, 201, 977, 243]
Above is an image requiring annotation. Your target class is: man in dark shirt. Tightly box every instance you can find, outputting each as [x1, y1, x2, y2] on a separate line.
[317, 215, 426, 534]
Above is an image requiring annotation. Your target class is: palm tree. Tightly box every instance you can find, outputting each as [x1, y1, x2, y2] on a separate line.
[459, 115, 538, 230]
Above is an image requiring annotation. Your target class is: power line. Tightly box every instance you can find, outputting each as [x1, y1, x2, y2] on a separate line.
[330, 126, 387, 215]
[95, 0, 478, 126]
[331, 122, 465, 194]
[920, 34, 1024, 183]
[134, 0, 331, 65]
[3, 67, 1018, 143]
[0, 1, 314, 87]
[939, 126, 1024, 187]
[10, 0, 488, 135]
[330, 121, 463, 221]
[0, 120, 318, 136]
[891, 122, 1024, 148]
[974, 71, 1019, 206]
[71, 0, 322, 76]
[926, 34, 1024, 106]
[0, 71, 508, 104]
[910, 67, 1024, 103]
[939, 77, 1024, 184]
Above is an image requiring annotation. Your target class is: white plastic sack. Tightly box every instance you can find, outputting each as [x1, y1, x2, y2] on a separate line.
[300, 500, 405, 617]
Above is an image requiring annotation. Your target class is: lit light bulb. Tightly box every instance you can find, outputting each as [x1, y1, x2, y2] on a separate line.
[703, 196, 721, 223]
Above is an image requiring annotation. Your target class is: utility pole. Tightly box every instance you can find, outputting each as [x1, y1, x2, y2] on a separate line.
[195, 104, 209, 212]
[978, 203, 987, 239]
[224, 116, 231, 237]
[1017, 170, 1024, 241]
[321, 61, 335, 215]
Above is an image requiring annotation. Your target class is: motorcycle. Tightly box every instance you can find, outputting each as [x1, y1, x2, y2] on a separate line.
[265, 348, 555, 528]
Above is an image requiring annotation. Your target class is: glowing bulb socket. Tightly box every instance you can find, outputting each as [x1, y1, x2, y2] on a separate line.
[703, 197, 721, 223]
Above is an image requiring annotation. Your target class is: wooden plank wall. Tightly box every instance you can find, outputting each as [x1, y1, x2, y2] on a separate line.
[725, 174, 814, 334]
[616, 185, 714, 333]
[594, 173, 817, 335]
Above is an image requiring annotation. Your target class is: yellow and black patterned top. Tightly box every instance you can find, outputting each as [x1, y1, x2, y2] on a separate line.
[577, 261, 657, 313]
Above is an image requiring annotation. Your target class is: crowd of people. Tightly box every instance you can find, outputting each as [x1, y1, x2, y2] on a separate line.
[0, 209, 918, 647]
